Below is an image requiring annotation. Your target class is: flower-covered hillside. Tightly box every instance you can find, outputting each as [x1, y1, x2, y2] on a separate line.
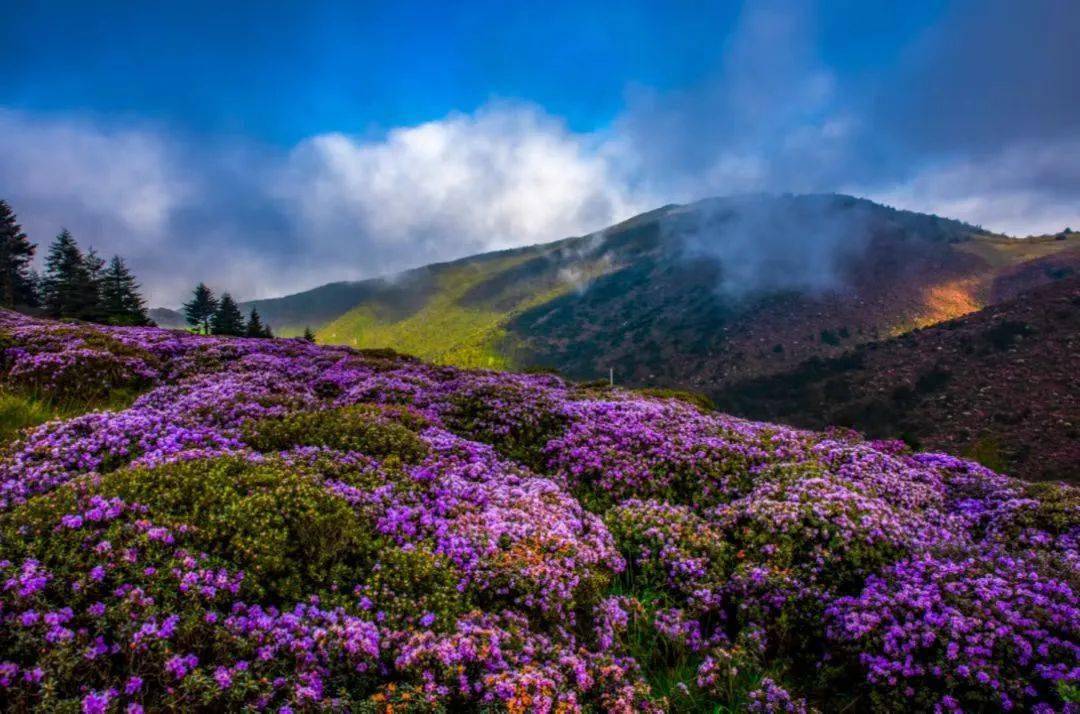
[0, 309, 1076, 712]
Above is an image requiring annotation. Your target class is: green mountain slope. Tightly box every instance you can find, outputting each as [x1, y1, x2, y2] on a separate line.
[241, 194, 1079, 387]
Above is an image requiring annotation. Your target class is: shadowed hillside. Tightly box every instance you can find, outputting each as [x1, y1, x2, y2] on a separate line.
[715, 266, 1080, 481]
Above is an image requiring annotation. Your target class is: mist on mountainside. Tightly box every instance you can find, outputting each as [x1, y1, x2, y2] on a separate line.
[664, 193, 988, 297]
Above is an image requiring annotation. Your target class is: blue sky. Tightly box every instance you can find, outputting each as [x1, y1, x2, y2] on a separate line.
[3, 1, 943, 143]
[1, 0, 1077, 304]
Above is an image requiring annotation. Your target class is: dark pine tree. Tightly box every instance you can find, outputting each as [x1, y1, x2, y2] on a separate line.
[0, 200, 38, 307]
[40, 230, 99, 320]
[245, 307, 272, 338]
[26, 270, 42, 304]
[211, 293, 245, 336]
[100, 256, 151, 325]
[183, 283, 218, 334]
[81, 248, 108, 323]
[302, 326, 316, 343]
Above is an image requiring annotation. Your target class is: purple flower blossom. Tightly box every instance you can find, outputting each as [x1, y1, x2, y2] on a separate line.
[0, 308, 1073, 712]
[81, 689, 115, 714]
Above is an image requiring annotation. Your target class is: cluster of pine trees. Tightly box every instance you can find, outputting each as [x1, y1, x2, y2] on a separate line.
[182, 283, 274, 338]
[3, 198, 295, 341]
[0, 200, 151, 325]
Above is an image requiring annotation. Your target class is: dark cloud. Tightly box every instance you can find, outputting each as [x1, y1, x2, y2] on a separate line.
[611, 0, 865, 199]
[877, 0, 1080, 154]
[610, 0, 1079, 233]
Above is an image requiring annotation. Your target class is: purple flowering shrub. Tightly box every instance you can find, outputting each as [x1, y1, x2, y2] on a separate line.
[354, 543, 473, 631]
[0, 491, 381, 711]
[439, 374, 570, 470]
[90, 456, 382, 602]
[998, 481, 1080, 539]
[0, 308, 1075, 712]
[544, 399, 777, 508]
[711, 466, 941, 600]
[826, 549, 1080, 711]
[606, 499, 730, 603]
[0, 319, 160, 403]
[746, 677, 809, 713]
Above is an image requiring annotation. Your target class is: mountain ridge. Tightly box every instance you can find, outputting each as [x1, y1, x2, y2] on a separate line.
[241, 194, 1074, 379]
[153, 194, 1077, 392]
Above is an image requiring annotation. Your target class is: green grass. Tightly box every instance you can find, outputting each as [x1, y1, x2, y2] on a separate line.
[318, 254, 594, 369]
[0, 392, 59, 443]
[963, 434, 1010, 473]
[0, 388, 141, 445]
[605, 572, 770, 713]
[955, 232, 1080, 268]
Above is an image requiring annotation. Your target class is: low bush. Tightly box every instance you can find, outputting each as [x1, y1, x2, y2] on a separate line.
[714, 476, 918, 598]
[606, 499, 730, 597]
[356, 544, 472, 631]
[826, 550, 1080, 711]
[242, 404, 428, 462]
[1, 325, 159, 403]
[93, 456, 379, 602]
[998, 480, 1080, 538]
[546, 399, 765, 508]
[442, 380, 569, 470]
[635, 387, 716, 412]
[0, 488, 383, 711]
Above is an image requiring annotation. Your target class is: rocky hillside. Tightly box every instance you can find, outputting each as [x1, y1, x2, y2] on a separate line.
[715, 268, 1080, 482]
[242, 194, 1077, 390]
[0, 310, 1075, 712]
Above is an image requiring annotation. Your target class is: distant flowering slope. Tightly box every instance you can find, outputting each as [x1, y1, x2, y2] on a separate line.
[0, 309, 1075, 712]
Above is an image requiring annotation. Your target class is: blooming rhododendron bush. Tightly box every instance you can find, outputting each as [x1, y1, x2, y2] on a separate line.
[0, 309, 1075, 712]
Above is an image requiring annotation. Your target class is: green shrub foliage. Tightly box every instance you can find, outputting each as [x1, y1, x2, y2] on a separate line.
[242, 404, 428, 463]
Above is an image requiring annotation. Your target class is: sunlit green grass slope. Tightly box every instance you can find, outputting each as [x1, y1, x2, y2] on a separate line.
[316, 249, 609, 369]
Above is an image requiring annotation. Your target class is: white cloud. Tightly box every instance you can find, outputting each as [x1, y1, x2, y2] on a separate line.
[0, 109, 188, 247]
[0, 104, 648, 305]
[866, 139, 1080, 236]
[282, 103, 646, 268]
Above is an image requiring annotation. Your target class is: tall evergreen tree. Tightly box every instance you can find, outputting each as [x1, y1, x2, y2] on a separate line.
[83, 248, 105, 283]
[210, 293, 245, 336]
[183, 283, 218, 334]
[245, 307, 272, 338]
[302, 326, 316, 343]
[40, 230, 99, 319]
[0, 200, 38, 307]
[100, 256, 151, 325]
[26, 270, 42, 304]
[81, 248, 108, 323]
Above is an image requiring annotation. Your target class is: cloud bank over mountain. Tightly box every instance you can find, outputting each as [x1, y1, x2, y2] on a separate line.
[0, 105, 650, 305]
[0, 0, 1075, 305]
